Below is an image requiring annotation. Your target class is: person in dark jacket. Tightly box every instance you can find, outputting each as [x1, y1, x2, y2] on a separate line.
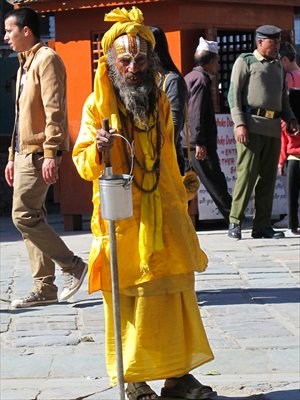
[182, 37, 232, 223]
[150, 25, 187, 175]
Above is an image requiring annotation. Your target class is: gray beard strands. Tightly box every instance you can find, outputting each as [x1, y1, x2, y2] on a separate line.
[106, 50, 157, 123]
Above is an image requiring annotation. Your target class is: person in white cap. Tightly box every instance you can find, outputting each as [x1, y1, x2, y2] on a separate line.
[182, 37, 232, 224]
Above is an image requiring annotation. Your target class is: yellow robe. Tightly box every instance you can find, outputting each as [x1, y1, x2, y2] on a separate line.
[73, 91, 208, 293]
[73, 77, 213, 384]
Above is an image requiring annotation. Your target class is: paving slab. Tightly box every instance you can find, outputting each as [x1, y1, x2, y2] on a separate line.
[1, 215, 299, 400]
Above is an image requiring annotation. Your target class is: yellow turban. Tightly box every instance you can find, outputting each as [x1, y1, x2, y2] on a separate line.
[101, 6, 155, 55]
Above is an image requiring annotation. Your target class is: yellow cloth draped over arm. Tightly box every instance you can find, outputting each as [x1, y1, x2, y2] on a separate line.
[73, 91, 208, 294]
[80, 54, 164, 273]
[73, 6, 208, 294]
[137, 129, 164, 274]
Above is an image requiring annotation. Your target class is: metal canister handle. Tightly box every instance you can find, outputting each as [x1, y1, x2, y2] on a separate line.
[111, 133, 134, 178]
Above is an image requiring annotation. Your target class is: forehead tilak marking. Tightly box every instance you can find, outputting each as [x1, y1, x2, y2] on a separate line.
[114, 35, 147, 57]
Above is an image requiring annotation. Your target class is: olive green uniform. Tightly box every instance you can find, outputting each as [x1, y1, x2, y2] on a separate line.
[228, 50, 296, 230]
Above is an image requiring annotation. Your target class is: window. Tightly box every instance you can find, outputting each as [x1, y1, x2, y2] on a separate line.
[217, 31, 255, 112]
[91, 31, 104, 83]
[40, 14, 55, 42]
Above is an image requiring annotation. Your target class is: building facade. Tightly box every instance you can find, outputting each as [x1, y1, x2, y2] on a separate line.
[2, 0, 299, 228]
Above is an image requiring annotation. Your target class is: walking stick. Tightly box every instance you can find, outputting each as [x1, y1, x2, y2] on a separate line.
[102, 118, 126, 400]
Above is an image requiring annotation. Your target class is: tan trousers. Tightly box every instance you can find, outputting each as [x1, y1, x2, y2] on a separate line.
[12, 153, 80, 298]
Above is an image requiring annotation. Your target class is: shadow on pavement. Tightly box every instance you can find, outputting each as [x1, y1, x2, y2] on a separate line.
[0, 298, 104, 313]
[0, 216, 92, 243]
[0, 306, 46, 314]
[213, 395, 265, 399]
[72, 299, 103, 308]
[207, 389, 299, 399]
[263, 388, 300, 400]
[197, 288, 300, 305]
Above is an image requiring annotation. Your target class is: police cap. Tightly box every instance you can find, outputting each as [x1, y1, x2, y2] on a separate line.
[255, 25, 281, 39]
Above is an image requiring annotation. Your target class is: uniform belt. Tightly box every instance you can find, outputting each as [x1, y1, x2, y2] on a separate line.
[35, 151, 62, 157]
[243, 106, 280, 119]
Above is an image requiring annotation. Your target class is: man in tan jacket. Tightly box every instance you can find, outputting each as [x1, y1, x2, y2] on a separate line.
[4, 7, 87, 308]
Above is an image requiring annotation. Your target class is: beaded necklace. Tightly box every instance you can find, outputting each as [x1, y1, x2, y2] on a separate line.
[119, 107, 162, 194]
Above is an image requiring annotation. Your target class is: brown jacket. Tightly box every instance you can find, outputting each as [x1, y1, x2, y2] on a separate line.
[9, 42, 69, 161]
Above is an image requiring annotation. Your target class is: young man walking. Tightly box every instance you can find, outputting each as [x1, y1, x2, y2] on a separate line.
[4, 7, 87, 308]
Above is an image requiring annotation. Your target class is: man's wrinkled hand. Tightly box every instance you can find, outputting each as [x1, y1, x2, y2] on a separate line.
[195, 145, 207, 160]
[42, 158, 59, 184]
[96, 128, 115, 153]
[236, 125, 249, 144]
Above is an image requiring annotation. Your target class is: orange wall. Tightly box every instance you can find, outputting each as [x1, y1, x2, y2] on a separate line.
[51, 4, 185, 216]
[166, 31, 182, 73]
[54, 9, 107, 215]
[56, 40, 92, 137]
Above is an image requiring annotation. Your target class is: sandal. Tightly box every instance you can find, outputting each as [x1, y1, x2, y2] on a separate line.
[126, 382, 159, 400]
[161, 374, 217, 399]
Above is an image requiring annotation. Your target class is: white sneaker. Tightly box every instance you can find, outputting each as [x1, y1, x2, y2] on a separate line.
[59, 262, 87, 301]
[285, 228, 300, 237]
[11, 292, 58, 308]
[273, 215, 288, 228]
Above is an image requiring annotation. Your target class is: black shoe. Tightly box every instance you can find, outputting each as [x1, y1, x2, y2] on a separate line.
[251, 227, 285, 239]
[228, 223, 241, 239]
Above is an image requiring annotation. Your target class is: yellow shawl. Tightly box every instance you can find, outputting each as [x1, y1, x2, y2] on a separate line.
[73, 6, 208, 293]
[94, 54, 163, 272]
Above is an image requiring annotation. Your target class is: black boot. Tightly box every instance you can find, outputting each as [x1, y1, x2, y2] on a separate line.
[228, 223, 241, 240]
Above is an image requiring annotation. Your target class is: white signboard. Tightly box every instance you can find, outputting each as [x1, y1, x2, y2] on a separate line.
[197, 114, 287, 220]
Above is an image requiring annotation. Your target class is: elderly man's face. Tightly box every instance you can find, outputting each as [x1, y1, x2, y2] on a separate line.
[113, 35, 149, 86]
[257, 37, 280, 60]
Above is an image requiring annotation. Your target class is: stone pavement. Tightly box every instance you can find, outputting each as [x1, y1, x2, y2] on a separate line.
[0, 215, 299, 400]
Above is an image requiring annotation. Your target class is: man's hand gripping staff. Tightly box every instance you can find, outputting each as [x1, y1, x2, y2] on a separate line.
[96, 118, 115, 169]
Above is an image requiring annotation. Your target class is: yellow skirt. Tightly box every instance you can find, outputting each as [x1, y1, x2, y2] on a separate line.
[103, 278, 214, 385]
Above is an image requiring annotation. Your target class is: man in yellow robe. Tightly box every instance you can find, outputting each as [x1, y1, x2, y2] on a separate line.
[73, 6, 216, 400]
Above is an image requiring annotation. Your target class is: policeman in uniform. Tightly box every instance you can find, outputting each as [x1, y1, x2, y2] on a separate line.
[227, 25, 299, 240]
